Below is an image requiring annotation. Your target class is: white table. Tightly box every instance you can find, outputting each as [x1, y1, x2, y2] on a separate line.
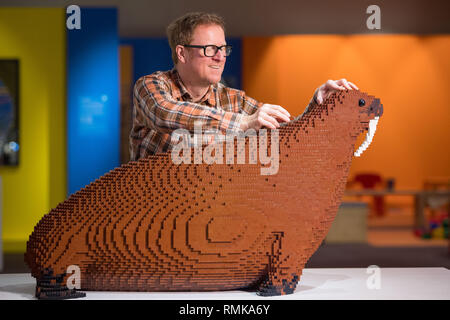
[0, 268, 448, 300]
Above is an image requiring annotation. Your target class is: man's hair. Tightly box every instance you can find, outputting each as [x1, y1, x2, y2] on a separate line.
[167, 12, 226, 65]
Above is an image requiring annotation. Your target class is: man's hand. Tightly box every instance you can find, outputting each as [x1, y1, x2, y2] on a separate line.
[241, 104, 291, 131]
[315, 79, 359, 105]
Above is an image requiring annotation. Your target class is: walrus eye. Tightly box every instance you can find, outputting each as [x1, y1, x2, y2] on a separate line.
[359, 99, 365, 107]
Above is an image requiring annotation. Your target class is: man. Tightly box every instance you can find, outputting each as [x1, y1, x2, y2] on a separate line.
[130, 12, 358, 160]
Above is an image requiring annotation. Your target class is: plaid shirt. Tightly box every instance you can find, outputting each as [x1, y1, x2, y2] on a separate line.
[129, 69, 263, 160]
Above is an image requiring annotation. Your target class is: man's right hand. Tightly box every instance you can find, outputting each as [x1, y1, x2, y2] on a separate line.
[241, 104, 291, 131]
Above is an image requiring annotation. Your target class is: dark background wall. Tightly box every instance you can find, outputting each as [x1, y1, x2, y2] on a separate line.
[2, 0, 450, 36]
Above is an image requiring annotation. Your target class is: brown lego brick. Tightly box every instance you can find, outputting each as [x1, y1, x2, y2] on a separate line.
[24, 90, 383, 298]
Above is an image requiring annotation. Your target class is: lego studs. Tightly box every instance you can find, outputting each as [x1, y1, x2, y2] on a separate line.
[25, 90, 382, 297]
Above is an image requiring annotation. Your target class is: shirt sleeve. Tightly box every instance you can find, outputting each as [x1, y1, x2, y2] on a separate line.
[133, 75, 244, 135]
[239, 91, 263, 116]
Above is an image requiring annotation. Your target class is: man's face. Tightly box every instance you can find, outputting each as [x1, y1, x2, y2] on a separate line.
[182, 24, 226, 86]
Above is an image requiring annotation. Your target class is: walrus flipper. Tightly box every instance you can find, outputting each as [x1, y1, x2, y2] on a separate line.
[256, 232, 302, 296]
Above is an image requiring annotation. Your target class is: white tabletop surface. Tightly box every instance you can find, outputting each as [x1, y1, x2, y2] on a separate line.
[0, 268, 448, 300]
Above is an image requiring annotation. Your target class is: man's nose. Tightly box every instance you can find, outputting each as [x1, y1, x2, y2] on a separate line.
[212, 48, 226, 60]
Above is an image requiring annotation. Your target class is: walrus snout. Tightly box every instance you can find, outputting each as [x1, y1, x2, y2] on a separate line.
[369, 98, 383, 117]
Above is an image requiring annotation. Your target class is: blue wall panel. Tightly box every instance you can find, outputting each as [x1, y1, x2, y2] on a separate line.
[120, 38, 172, 84]
[222, 38, 242, 90]
[67, 8, 119, 195]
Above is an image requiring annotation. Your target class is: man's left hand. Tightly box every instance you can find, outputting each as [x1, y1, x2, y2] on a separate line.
[315, 79, 359, 104]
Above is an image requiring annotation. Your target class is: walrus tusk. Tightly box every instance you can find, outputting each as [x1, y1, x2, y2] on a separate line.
[354, 116, 379, 157]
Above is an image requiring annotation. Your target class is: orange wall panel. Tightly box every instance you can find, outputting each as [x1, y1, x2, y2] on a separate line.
[243, 35, 450, 190]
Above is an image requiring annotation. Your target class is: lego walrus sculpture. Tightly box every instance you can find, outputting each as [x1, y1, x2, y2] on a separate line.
[25, 89, 383, 299]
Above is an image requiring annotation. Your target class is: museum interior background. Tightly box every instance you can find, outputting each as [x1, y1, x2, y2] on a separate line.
[0, 1, 449, 272]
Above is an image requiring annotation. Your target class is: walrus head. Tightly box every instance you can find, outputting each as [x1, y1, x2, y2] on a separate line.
[329, 90, 383, 157]
[353, 91, 383, 157]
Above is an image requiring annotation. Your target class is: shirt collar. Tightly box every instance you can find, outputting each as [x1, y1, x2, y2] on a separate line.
[171, 68, 217, 107]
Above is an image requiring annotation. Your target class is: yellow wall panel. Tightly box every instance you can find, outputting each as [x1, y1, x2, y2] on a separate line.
[0, 8, 66, 252]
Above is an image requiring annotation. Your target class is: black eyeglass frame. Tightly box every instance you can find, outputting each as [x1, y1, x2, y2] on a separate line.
[183, 44, 232, 57]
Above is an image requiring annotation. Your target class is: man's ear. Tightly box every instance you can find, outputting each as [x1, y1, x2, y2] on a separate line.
[176, 45, 187, 64]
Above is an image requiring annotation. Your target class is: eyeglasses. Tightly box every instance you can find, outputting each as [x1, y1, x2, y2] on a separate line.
[183, 44, 232, 57]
